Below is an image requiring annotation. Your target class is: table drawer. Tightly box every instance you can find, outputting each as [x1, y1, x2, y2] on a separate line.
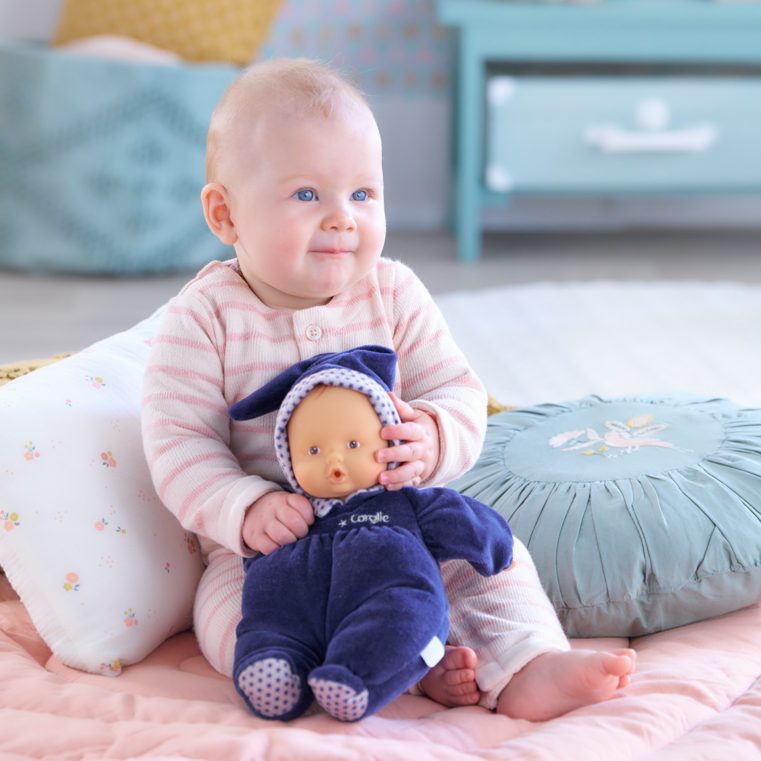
[485, 77, 761, 194]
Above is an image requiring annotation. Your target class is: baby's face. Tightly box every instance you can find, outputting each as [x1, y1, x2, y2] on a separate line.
[288, 386, 388, 499]
[225, 104, 386, 310]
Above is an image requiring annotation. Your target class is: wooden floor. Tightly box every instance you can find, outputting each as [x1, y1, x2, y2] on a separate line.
[2, 228, 760, 365]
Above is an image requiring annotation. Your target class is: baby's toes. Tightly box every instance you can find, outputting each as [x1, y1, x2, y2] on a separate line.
[443, 666, 476, 687]
[440, 646, 477, 673]
[604, 650, 636, 678]
[451, 690, 480, 706]
[612, 649, 637, 676]
[445, 678, 479, 697]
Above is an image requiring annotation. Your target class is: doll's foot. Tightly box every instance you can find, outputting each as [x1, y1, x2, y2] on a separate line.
[308, 665, 369, 722]
[237, 656, 303, 719]
[418, 646, 480, 707]
[496, 649, 636, 722]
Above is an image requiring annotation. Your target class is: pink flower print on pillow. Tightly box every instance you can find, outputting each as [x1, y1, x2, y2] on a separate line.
[86, 374, 106, 389]
[124, 608, 138, 627]
[94, 518, 108, 531]
[23, 441, 39, 461]
[101, 451, 117, 468]
[63, 572, 80, 592]
[185, 533, 197, 554]
[99, 660, 122, 676]
[2, 512, 20, 531]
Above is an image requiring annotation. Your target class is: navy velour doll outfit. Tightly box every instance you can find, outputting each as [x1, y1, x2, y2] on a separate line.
[228, 346, 514, 722]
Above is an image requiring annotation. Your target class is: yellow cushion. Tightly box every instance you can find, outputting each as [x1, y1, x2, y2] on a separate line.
[53, 0, 282, 65]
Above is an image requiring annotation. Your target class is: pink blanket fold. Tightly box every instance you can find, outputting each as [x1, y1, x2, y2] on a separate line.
[1, 574, 760, 761]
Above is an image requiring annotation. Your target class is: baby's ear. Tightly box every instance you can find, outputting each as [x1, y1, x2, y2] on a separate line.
[201, 183, 237, 245]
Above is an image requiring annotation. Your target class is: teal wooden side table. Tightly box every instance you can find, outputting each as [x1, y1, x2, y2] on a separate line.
[436, 0, 761, 262]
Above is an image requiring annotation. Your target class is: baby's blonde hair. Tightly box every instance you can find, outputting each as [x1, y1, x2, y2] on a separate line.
[206, 58, 369, 183]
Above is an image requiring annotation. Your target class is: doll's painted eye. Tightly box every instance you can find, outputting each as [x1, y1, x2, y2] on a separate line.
[347, 440, 361, 449]
[294, 189, 316, 202]
[308, 446, 321, 455]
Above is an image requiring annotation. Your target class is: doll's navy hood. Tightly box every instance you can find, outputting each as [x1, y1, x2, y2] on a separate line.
[229, 345, 402, 517]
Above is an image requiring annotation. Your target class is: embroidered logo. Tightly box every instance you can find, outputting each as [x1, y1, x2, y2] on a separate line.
[343, 512, 390, 526]
[549, 414, 673, 459]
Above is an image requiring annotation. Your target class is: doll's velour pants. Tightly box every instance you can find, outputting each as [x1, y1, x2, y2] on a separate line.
[194, 538, 570, 711]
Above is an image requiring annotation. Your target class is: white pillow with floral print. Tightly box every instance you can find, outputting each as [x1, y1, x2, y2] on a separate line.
[0, 305, 204, 676]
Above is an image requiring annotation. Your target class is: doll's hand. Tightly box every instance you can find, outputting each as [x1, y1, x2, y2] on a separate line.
[242, 491, 314, 555]
[377, 393, 440, 490]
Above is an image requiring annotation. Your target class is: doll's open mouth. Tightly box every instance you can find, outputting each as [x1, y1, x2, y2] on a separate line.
[329, 468, 347, 482]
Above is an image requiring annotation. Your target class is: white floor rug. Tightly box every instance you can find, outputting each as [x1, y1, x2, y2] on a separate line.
[434, 281, 761, 408]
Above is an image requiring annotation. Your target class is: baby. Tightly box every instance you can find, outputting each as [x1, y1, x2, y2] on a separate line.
[141, 57, 635, 720]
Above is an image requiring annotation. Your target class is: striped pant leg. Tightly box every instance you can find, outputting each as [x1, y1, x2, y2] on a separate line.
[441, 538, 571, 710]
[193, 550, 246, 678]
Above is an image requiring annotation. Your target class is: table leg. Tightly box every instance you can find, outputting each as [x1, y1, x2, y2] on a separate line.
[456, 30, 484, 263]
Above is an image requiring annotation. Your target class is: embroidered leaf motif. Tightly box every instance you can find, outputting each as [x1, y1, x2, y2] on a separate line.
[627, 414, 654, 428]
[605, 421, 630, 434]
[633, 424, 668, 437]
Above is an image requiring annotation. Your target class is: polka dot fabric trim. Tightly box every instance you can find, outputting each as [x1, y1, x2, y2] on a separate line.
[308, 676, 369, 722]
[274, 368, 402, 518]
[237, 657, 301, 718]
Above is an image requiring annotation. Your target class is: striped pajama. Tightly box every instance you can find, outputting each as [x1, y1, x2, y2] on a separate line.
[142, 257, 569, 710]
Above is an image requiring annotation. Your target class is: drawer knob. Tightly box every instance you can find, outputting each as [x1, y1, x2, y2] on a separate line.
[587, 96, 717, 153]
[636, 98, 670, 131]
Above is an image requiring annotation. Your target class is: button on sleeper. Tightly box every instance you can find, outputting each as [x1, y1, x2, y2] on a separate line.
[306, 325, 322, 341]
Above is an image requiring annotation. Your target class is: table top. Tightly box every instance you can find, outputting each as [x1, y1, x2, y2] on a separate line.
[437, 0, 761, 25]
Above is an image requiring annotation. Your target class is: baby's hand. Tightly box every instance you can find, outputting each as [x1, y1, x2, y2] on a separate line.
[377, 393, 440, 490]
[243, 491, 313, 555]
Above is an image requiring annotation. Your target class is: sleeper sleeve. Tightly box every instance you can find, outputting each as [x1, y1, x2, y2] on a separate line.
[390, 262, 488, 486]
[410, 487, 514, 576]
[141, 293, 281, 557]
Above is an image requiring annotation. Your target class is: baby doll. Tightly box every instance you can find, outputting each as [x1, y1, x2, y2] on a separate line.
[228, 346, 514, 722]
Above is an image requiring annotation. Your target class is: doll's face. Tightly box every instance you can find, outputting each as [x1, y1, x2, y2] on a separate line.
[287, 385, 388, 499]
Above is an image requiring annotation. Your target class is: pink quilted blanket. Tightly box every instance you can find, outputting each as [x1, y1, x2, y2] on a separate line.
[2, 574, 760, 760]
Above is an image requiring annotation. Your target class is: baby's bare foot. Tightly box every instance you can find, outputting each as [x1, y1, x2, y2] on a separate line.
[418, 646, 480, 707]
[496, 648, 636, 722]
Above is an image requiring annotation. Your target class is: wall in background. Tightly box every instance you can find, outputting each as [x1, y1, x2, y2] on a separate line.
[0, 0, 64, 40]
[3, 0, 761, 232]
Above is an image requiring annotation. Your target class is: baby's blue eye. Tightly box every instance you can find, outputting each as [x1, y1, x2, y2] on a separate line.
[347, 441, 361, 449]
[295, 189, 316, 202]
[308, 446, 320, 455]
[351, 190, 368, 202]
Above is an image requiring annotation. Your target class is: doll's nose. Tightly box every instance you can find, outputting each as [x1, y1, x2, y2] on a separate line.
[328, 465, 347, 483]
[325, 453, 347, 482]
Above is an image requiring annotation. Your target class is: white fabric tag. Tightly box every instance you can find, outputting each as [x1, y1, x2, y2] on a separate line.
[420, 635, 446, 668]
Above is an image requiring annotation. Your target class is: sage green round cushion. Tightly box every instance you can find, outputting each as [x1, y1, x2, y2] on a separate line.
[451, 394, 761, 638]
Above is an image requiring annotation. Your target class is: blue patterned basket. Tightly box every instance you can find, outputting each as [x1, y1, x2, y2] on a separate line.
[0, 40, 238, 274]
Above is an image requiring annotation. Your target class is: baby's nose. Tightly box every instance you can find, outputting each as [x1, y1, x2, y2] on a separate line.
[321, 204, 356, 233]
